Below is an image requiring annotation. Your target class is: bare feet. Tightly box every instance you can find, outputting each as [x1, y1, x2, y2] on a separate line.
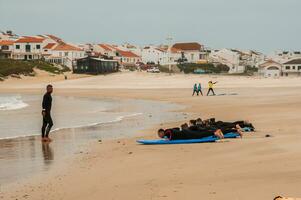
[237, 129, 244, 138]
[214, 130, 224, 139]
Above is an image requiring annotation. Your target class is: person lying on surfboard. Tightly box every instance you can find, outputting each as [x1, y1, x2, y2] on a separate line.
[206, 118, 254, 130]
[157, 127, 226, 140]
[190, 118, 254, 132]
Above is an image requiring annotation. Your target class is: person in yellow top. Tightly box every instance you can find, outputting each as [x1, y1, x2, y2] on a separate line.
[207, 81, 217, 96]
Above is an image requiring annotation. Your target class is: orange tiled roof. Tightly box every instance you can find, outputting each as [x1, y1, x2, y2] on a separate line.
[43, 43, 56, 49]
[53, 43, 82, 51]
[98, 44, 113, 51]
[0, 40, 14, 45]
[172, 42, 202, 51]
[15, 37, 45, 43]
[118, 50, 139, 58]
[46, 34, 63, 42]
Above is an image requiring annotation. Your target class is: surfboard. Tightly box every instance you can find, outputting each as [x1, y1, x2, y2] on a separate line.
[137, 137, 217, 145]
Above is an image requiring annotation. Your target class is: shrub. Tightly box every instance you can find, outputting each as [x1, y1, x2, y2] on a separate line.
[0, 59, 68, 77]
[178, 63, 225, 74]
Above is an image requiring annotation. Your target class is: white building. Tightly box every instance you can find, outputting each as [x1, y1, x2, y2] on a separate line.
[258, 60, 282, 78]
[0, 30, 19, 41]
[12, 36, 46, 60]
[43, 42, 86, 69]
[282, 59, 301, 77]
[270, 51, 301, 63]
[210, 49, 245, 73]
[0, 40, 14, 58]
[93, 44, 117, 58]
[93, 43, 141, 66]
[141, 46, 167, 64]
[171, 42, 207, 63]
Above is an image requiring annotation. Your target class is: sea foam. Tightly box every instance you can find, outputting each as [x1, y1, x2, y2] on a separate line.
[0, 95, 28, 111]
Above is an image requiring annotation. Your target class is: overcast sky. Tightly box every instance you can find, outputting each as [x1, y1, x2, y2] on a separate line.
[0, 0, 300, 53]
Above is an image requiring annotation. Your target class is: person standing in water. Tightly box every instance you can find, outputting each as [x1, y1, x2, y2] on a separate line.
[192, 83, 198, 96]
[42, 84, 54, 142]
[207, 81, 217, 96]
[197, 83, 203, 96]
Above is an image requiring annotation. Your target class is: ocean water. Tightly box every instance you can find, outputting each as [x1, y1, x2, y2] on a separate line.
[0, 95, 28, 111]
[0, 94, 187, 186]
[0, 94, 142, 140]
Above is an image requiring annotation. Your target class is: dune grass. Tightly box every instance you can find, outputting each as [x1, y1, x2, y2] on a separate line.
[0, 59, 70, 77]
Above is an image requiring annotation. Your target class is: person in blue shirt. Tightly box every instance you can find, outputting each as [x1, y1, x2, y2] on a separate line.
[192, 83, 198, 96]
[197, 83, 203, 96]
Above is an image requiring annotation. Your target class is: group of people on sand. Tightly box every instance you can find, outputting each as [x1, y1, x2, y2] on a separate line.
[192, 81, 218, 96]
[157, 118, 254, 141]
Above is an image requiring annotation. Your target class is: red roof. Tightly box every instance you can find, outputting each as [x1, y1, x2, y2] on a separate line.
[0, 40, 14, 45]
[46, 35, 63, 42]
[43, 43, 56, 49]
[15, 37, 45, 43]
[118, 50, 139, 58]
[53, 43, 82, 51]
[172, 42, 202, 51]
[98, 44, 113, 51]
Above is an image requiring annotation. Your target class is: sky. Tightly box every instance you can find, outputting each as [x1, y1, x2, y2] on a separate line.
[0, 0, 300, 53]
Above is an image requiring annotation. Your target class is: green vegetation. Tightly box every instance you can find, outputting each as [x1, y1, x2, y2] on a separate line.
[177, 63, 230, 74]
[0, 59, 70, 77]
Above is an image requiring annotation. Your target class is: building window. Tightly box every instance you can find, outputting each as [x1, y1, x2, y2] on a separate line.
[292, 66, 296, 70]
[25, 44, 31, 52]
[65, 52, 69, 56]
[59, 52, 62, 57]
[285, 66, 290, 70]
[16, 45, 20, 49]
[1, 45, 9, 50]
[298, 66, 301, 70]
[36, 45, 40, 49]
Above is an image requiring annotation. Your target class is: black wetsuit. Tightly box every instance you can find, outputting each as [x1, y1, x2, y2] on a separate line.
[42, 92, 53, 138]
[164, 128, 217, 140]
[210, 121, 253, 129]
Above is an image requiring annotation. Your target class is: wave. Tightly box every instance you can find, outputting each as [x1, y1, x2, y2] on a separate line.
[0, 96, 28, 111]
[0, 112, 143, 141]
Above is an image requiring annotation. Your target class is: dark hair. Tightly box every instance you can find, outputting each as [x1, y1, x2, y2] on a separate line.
[181, 123, 188, 130]
[46, 84, 53, 88]
[189, 120, 196, 125]
[158, 129, 164, 133]
[196, 118, 202, 121]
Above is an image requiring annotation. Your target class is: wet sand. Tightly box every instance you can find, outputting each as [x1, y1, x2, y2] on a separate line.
[1, 72, 301, 200]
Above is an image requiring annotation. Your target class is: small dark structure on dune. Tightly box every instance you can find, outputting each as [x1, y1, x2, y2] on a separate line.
[73, 56, 119, 74]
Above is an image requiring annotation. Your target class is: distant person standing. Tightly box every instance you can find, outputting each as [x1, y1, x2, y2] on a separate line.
[207, 81, 217, 96]
[197, 83, 203, 96]
[42, 84, 54, 142]
[192, 83, 198, 96]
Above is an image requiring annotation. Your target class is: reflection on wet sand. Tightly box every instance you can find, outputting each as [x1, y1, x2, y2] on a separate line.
[42, 142, 54, 164]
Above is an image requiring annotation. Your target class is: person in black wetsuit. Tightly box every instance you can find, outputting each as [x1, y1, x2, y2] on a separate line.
[41, 84, 53, 142]
[157, 127, 225, 140]
[207, 118, 255, 131]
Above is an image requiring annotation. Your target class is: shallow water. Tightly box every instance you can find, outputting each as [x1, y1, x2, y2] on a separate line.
[0, 94, 186, 185]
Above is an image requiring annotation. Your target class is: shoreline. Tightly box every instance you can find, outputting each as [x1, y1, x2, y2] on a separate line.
[0, 92, 188, 189]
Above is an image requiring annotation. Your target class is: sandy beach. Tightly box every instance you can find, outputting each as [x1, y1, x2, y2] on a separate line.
[1, 72, 301, 200]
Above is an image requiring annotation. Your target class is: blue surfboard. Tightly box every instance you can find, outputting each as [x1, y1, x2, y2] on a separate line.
[136, 132, 242, 145]
[137, 137, 217, 145]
